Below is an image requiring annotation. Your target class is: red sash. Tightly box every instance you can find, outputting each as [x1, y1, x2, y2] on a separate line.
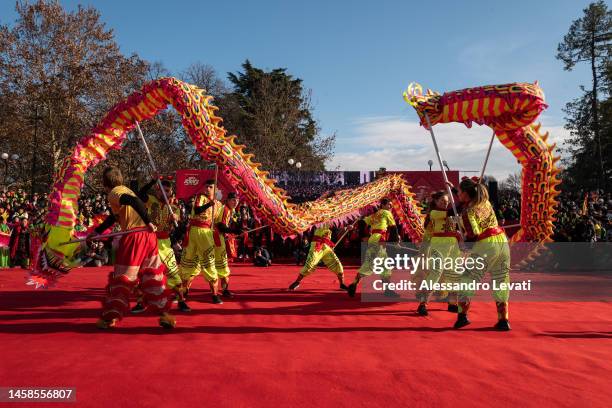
[371, 229, 388, 241]
[156, 231, 170, 240]
[213, 229, 222, 247]
[432, 231, 461, 241]
[477, 226, 505, 241]
[190, 220, 212, 229]
[183, 220, 212, 247]
[313, 236, 335, 251]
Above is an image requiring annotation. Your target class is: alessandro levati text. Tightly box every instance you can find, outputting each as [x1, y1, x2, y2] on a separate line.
[372, 280, 532, 292]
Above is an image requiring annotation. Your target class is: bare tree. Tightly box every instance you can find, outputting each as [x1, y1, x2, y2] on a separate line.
[181, 62, 228, 99]
[500, 172, 522, 194]
[0, 0, 148, 192]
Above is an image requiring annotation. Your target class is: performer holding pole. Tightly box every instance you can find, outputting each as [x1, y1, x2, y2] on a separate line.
[288, 222, 353, 292]
[347, 198, 401, 298]
[135, 122, 178, 228]
[131, 178, 187, 313]
[213, 192, 242, 298]
[91, 166, 176, 329]
[422, 112, 460, 222]
[453, 177, 512, 331]
[179, 177, 224, 305]
[415, 191, 462, 316]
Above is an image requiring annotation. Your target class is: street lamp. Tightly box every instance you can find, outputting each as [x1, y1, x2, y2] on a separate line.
[1, 152, 20, 191]
[427, 160, 433, 171]
[288, 158, 302, 185]
[442, 160, 450, 172]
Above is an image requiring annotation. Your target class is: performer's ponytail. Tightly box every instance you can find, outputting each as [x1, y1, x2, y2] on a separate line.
[459, 178, 489, 207]
[475, 182, 489, 206]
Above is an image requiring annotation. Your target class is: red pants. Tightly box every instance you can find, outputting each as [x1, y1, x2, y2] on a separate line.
[101, 230, 171, 321]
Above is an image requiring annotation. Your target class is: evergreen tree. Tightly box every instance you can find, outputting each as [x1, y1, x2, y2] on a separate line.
[221, 60, 334, 171]
[557, 1, 612, 190]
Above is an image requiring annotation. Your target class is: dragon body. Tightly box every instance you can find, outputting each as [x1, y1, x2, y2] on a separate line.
[30, 79, 561, 287]
[404, 82, 561, 243]
[32, 78, 424, 287]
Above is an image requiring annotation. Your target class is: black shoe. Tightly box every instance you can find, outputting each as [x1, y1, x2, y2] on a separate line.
[288, 281, 300, 291]
[494, 320, 511, 331]
[212, 295, 224, 304]
[339, 283, 349, 291]
[453, 313, 471, 329]
[384, 289, 400, 298]
[417, 303, 428, 316]
[222, 288, 234, 298]
[447, 304, 459, 313]
[131, 303, 145, 314]
[347, 283, 357, 298]
[178, 301, 191, 312]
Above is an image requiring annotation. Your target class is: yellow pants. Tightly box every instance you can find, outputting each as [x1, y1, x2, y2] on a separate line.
[179, 226, 218, 283]
[300, 243, 343, 277]
[214, 235, 230, 279]
[358, 234, 391, 279]
[459, 235, 511, 303]
[158, 238, 182, 289]
[416, 237, 461, 303]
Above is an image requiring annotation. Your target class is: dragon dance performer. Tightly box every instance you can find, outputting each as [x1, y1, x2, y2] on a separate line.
[347, 198, 400, 298]
[91, 167, 176, 329]
[288, 224, 349, 291]
[179, 179, 224, 304]
[131, 179, 187, 313]
[454, 178, 511, 331]
[415, 191, 461, 316]
[212, 192, 242, 298]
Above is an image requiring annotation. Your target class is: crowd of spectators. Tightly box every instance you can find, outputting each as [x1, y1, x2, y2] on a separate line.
[1, 182, 611, 270]
[496, 190, 611, 242]
[282, 180, 360, 203]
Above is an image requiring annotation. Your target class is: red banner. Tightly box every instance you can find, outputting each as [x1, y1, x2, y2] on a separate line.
[386, 171, 460, 202]
[175, 169, 235, 200]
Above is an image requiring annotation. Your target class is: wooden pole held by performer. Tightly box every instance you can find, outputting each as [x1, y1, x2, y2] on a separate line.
[61, 227, 149, 245]
[422, 112, 465, 240]
[480, 130, 496, 181]
[244, 225, 269, 234]
[211, 162, 219, 223]
[422, 113, 459, 218]
[134, 121, 178, 228]
[334, 219, 360, 247]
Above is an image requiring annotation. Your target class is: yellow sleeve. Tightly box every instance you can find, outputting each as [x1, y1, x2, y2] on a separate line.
[462, 208, 480, 240]
[385, 210, 396, 227]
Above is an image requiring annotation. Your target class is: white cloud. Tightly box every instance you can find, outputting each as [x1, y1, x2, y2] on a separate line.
[329, 116, 571, 182]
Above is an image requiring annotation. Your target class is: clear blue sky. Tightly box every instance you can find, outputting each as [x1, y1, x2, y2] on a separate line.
[0, 0, 596, 178]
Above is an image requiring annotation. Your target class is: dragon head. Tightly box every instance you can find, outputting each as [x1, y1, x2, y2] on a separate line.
[402, 82, 442, 128]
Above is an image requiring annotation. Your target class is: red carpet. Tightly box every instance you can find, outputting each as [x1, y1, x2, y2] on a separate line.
[0, 263, 610, 407]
